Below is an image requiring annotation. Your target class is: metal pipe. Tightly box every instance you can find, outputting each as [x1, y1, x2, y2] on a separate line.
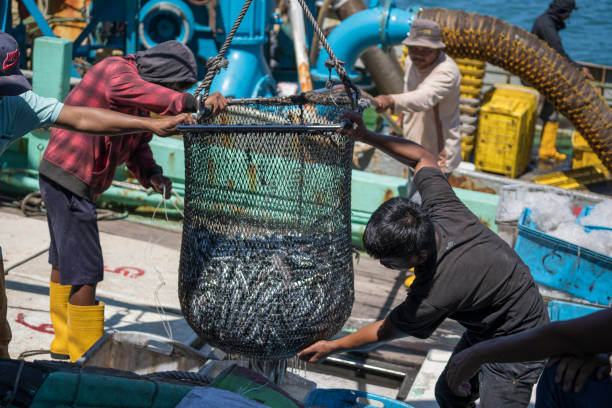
[177, 124, 343, 133]
[311, 5, 416, 82]
[334, 0, 404, 94]
[325, 355, 407, 378]
[288, 0, 313, 92]
[0, 169, 183, 210]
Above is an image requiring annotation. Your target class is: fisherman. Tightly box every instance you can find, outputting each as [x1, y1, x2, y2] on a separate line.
[446, 307, 612, 407]
[532, 0, 594, 162]
[373, 18, 461, 192]
[0, 32, 193, 359]
[38, 40, 227, 362]
[299, 111, 549, 407]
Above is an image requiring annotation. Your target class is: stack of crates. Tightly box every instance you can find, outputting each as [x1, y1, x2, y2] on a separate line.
[475, 84, 538, 178]
[456, 58, 486, 161]
[571, 131, 610, 177]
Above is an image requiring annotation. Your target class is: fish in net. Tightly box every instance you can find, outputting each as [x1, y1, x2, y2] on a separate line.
[179, 93, 357, 359]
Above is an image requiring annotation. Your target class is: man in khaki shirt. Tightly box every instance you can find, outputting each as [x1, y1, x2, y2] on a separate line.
[375, 19, 461, 176]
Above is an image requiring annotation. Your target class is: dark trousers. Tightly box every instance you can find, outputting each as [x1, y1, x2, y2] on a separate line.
[536, 363, 612, 408]
[39, 175, 103, 286]
[435, 332, 545, 408]
[540, 100, 558, 123]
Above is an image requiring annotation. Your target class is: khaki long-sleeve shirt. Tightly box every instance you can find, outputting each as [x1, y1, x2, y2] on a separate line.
[391, 52, 462, 173]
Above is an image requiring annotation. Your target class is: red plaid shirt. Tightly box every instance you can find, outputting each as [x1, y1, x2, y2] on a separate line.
[41, 56, 190, 200]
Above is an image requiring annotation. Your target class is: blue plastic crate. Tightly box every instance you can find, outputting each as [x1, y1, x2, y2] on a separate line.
[304, 389, 414, 408]
[514, 208, 612, 306]
[547, 300, 606, 321]
[577, 206, 612, 233]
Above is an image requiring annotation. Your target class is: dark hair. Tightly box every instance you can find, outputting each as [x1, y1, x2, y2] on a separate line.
[363, 197, 436, 266]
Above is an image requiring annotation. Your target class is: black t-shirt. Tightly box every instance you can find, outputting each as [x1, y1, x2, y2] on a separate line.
[389, 167, 549, 341]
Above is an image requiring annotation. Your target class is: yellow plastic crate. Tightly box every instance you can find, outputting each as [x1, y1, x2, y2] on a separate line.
[533, 167, 606, 190]
[461, 77, 484, 88]
[474, 85, 537, 178]
[460, 105, 479, 115]
[492, 84, 539, 118]
[571, 131, 610, 176]
[461, 134, 475, 161]
[460, 84, 481, 98]
[461, 145, 473, 161]
[457, 64, 485, 78]
[455, 58, 485, 69]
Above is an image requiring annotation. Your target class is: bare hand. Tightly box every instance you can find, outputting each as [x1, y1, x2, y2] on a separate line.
[373, 95, 395, 113]
[582, 67, 595, 81]
[550, 353, 611, 392]
[339, 111, 368, 142]
[151, 113, 195, 137]
[204, 92, 228, 116]
[150, 174, 172, 199]
[446, 349, 482, 397]
[297, 340, 335, 363]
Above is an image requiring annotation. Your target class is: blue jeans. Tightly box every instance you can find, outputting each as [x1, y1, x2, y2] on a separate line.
[435, 331, 545, 408]
[536, 363, 612, 408]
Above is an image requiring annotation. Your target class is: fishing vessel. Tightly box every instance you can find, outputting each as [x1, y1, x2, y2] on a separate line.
[0, 1, 611, 407]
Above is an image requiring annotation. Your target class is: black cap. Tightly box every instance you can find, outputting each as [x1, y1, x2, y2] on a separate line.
[0, 32, 31, 96]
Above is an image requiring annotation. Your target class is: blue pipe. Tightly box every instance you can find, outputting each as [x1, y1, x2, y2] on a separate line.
[209, 44, 275, 98]
[311, 5, 417, 82]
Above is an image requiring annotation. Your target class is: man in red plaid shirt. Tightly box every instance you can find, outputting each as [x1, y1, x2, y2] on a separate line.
[38, 40, 227, 362]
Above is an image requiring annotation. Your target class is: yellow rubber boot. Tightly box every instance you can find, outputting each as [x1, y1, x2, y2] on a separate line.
[538, 121, 567, 161]
[49, 281, 72, 359]
[67, 301, 105, 362]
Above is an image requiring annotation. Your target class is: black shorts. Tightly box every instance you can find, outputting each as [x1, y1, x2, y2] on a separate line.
[39, 175, 103, 286]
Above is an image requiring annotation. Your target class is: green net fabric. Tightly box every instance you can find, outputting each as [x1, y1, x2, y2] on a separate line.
[179, 96, 356, 359]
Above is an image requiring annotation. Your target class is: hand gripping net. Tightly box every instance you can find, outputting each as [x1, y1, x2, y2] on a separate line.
[179, 94, 356, 359]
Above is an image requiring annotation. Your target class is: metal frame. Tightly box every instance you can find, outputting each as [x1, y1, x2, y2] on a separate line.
[177, 123, 343, 133]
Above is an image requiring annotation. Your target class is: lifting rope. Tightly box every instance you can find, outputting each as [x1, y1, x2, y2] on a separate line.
[193, 0, 362, 113]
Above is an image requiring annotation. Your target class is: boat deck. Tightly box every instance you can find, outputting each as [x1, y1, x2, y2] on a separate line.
[1, 205, 466, 403]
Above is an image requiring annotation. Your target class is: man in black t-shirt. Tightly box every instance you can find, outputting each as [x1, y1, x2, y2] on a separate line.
[298, 112, 549, 407]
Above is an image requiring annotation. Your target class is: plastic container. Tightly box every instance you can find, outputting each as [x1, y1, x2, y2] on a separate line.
[460, 84, 481, 98]
[514, 208, 612, 306]
[494, 184, 578, 247]
[547, 300, 605, 321]
[571, 131, 610, 177]
[305, 389, 415, 408]
[577, 206, 612, 233]
[475, 84, 537, 178]
[533, 167, 607, 190]
[77, 331, 208, 375]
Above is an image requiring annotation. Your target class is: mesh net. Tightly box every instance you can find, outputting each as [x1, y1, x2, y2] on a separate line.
[179, 94, 356, 359]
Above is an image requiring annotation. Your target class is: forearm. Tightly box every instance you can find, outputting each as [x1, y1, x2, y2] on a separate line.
[392, 91, 437, 114]
[469, 326, 573, 367]
[470, 313, 612, 366]
[329, 318, 398, 354]
[359, 129, 437, 170]
[55, 106, 154, 135]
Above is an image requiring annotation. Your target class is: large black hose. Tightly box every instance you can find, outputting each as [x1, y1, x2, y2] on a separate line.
[420, 8, 612, 172]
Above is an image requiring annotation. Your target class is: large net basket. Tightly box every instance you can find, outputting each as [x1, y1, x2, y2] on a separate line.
[178, 94, 356, 359]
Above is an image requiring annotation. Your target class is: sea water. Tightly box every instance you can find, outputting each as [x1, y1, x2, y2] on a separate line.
[394, 0, 612, 66]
